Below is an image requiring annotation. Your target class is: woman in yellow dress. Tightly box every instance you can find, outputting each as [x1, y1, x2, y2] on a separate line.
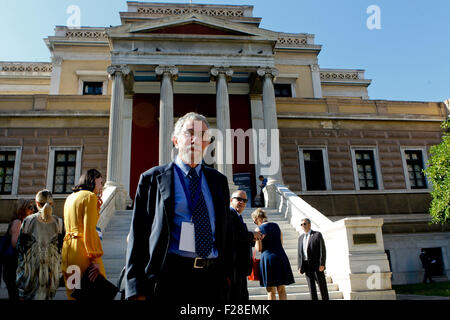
[61, 169, 105, 299]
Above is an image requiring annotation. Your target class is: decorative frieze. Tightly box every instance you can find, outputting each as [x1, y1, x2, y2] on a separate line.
[320, 70, 361, 81]
[136, 6, 244, 17]
[276, 35, 307, 47]
[0, 62, 52, 73]
[65, 29, 107, 39]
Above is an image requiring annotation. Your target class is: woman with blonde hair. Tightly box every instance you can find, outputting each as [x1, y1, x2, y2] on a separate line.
[16, 190, 63, 300]
[251, 208, 294, 300]
[61, 168, 105, 299]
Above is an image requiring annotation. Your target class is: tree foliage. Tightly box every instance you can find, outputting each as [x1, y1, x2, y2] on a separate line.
[424, 120, 450, 224]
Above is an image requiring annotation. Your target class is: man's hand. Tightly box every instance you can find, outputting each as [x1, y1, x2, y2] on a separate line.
[88, 263, 101, 282]
[253, 231, 265, 241]
[319, 266, 325, 272]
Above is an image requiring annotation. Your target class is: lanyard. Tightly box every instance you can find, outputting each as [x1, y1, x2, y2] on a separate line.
[174, 164, 203, 214]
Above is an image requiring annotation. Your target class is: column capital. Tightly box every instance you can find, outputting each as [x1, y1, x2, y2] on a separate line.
[257, 67, 279, 79]
[107, 65, 131, 78]
[51, 55, 63, 67]
[210, 67, 233, 82]
[310, 64, 320, 72]
[155, 65, 179, 80]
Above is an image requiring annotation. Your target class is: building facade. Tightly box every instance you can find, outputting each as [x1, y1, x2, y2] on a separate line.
[0, 2, 448, 285]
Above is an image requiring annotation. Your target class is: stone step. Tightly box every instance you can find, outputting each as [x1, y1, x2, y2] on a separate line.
[248, 283, 339, 295]
[249, 290, 344, 300]
[247, 275, 333, 287]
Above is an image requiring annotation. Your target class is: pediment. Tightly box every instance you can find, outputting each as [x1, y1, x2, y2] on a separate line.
[109, 13, 278, 40]
[136, 22, 248, 36]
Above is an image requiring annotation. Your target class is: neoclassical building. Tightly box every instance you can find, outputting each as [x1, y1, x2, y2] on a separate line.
[0, 2, 449, 287]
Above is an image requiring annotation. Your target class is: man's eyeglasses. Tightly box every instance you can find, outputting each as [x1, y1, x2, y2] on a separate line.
[182, 129, 210, 141]
[232, 197, 248, 203]
[301, 223, 309, 226]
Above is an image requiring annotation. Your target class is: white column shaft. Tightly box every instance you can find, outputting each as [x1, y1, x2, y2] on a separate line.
[216, 73, 232, 177]
[107, 72, 124, 184]
[259, 69, 283, 183]
[159, 73, 174, 165]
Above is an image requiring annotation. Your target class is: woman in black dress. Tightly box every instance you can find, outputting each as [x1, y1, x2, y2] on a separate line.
[252, 208, 294, 300]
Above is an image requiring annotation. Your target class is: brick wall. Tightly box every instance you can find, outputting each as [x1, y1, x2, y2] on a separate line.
[280, 125, 442, 192]
[0, 127, 108, 222]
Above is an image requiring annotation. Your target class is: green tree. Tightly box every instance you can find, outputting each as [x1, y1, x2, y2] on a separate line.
[424, 120, 450, 224]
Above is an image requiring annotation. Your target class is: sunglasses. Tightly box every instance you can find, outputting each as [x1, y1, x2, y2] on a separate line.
[233, 197, 248, 203]
[301, 223, 309, 226]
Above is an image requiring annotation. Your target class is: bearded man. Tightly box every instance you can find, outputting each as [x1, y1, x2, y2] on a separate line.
[125, 112, 233, 301]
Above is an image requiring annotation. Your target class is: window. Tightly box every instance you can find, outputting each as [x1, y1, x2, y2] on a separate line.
[83, 81, 103, 95]
[0, 147, 21, 195]
[351, 147, 383, 191]
[274, 83, 292, 97]
[47, 147, 82, 194]
[53, 151, 77, 194]
[0, 151, 16, 194]
[355, 150, 378, 190]
[298, 147, 331, 191]
[76, 70, 108, 95]
[401, 148, 428, 189]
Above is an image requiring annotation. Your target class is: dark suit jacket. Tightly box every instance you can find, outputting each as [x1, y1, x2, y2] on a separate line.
[297, 230, 326, 273]
[125, 162, 232, 299]
[229, 207, 254, 277]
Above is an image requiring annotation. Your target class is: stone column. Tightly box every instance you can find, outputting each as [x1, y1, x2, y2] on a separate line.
[101, 64, 131, 214]
[105, 65, 130, 187]
[210, 67, 237, 192]
[310, 64, 323, 98]
[156, 65, 178, 165]
[257, 67, 283, 207]
[49, 56, 62, 94]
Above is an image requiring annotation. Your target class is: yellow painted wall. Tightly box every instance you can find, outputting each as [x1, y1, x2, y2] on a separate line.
[0, 97, 33, 110]
[275, 65, 314, 98]
[0, 78, 50, 85]
[46, 96, 110, 111]
[322, 84, 368, 99]
[59, 60, 111, 95]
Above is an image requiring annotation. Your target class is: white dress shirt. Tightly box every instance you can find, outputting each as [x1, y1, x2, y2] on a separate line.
[303, 230, 311, 260]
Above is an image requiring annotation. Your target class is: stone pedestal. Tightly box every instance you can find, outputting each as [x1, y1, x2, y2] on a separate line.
[322, 218, 396, 300]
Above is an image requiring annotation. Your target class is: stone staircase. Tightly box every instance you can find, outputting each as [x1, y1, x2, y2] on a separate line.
[99, 208, 344, 300]
[240, 208, 344, 300]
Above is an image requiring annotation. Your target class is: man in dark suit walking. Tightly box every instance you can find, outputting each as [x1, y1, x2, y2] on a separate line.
[228, 190, 263, 300]
[297, 218, 329, 300]
[125, 112, 233, 301]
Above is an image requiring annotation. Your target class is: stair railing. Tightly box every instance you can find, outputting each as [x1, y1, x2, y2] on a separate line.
[272, 184, 396, 300]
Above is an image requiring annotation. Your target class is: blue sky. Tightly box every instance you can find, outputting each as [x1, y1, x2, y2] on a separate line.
[0, 0, 449, 102]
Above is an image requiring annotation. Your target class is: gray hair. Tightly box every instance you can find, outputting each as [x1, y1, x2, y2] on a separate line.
[172, 112, 210, 139]
[301, 218, 311, 225]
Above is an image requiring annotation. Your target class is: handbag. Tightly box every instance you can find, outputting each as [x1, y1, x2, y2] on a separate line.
[248, 249, 260, 281]
[71, 265, 119, 300]
[0, 233, 14, 259]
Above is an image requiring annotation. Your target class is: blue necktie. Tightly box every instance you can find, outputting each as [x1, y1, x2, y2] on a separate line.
[188, 168, 213, 258]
